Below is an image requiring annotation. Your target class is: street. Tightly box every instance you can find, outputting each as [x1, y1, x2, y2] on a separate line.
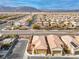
[0, 30, 79, 35]
[7, 38, 28, 59]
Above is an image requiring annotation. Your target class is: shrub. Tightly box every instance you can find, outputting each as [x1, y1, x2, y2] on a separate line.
[32, 24, 40, 29]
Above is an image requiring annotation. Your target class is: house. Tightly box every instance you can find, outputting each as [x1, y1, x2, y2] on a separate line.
[74, 36, 79, 43]
[47, 35, 64, 56]
[31, 35, 47, 55]
[43, 21, 49, 27]
[36, 21, 43, 26]
[68, 21, 76, 29]
[50, 22, 57, 28]
[61, 35, 79, 55]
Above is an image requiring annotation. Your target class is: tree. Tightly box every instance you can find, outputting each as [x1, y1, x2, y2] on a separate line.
[19, 26, 28, 30]
[26, 18, 32, 24]
[32, 24, 40, 29]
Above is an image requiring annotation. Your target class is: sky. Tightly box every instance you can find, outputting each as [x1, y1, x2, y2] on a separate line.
[0, 0, 79, 9]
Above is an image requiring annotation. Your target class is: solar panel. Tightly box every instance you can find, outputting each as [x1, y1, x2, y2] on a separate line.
[70, 42, 78, 48]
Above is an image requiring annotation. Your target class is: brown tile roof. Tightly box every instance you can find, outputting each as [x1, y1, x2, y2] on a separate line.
[47, 35, 63, 49]
[32, 35, 47, 50]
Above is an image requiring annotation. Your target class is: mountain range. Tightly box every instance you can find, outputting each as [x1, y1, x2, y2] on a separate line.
[0, 6, 79, 12]
[0, 6, 41, 12]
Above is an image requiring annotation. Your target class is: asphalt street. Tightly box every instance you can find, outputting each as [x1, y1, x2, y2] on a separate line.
[7, 38, 28, 59]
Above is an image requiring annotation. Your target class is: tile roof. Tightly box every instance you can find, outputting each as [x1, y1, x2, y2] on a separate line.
[61, 35, 79, 49]
[47, 35, 63, 49]
[32, 35, 47, 50]
[74, 36, 79, 43]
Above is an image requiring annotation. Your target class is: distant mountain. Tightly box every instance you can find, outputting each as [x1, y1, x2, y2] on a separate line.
[41, 9, 79, 12]
[0, 6, 79, 12]
[0, 6, 41, 12]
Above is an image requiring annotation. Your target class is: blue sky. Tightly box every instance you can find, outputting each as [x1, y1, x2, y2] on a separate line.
[0, 0, 79, 9]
